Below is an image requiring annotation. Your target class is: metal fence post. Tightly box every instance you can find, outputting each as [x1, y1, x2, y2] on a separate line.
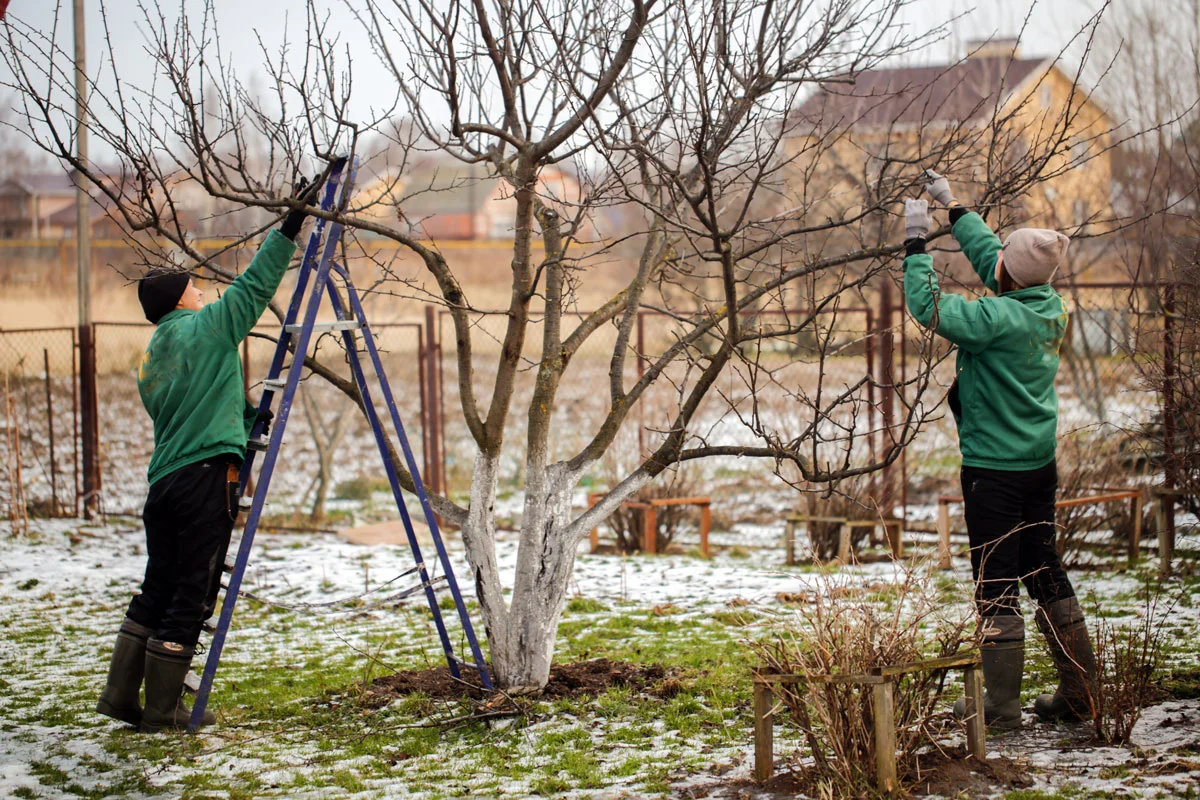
[424, 305, 444, 496]
[78, 322, 101, 517]
[72, 327, 80, 517]
[43, 349, 59, 516]
[877, 281, 896, 517]
[1161, 281, 1178, 563]
[636, 310, 647, 457]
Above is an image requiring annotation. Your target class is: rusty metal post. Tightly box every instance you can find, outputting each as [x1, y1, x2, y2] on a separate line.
[416, 325, 430, 488]
[78, 323, 100, 517]
[636, 310, 647, 457]
[878, 281, 896, 517]
[424, 305, 444, 496]
[1161, 282, 1178, 563]
[71, 327, 80, 517]
[242, 337, 251, 395]
[898, 288, 908, 521]
[44, 349, 59, 516]
[865, 307, 877, 467]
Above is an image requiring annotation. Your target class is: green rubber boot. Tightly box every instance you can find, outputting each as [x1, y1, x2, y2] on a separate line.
[1034, 597, 1098, 722]
[954, 615, 1025, 731]
[96, 618, 153, 725]
[140, 640, 215, 733]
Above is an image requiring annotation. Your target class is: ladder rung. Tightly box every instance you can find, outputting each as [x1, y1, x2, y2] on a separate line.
[285, 319, 360, 334]
[446, 654, 486, 673]
[247, 437, 269, 451]
[183, 671, 200, 695]
[262, 378, 287, 391]
[201, 621, 215, 634]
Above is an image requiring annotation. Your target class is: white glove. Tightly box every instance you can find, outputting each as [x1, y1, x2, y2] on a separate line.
[923, 169, 956, 206]
[904, 198, 930, 240]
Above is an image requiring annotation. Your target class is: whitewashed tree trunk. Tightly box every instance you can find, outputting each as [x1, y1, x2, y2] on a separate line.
[466, 456, 651, 691]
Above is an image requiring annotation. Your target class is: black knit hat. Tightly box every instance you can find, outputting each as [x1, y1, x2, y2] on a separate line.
[137, 268, 192, 324]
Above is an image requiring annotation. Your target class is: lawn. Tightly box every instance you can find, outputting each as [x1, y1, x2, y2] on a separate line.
[2, 515, 1199, 799]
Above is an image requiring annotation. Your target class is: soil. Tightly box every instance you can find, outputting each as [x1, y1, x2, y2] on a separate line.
[905, 748, 1034, 796]
[695, 750, 1031, 799]
[366, 657, 689, 704]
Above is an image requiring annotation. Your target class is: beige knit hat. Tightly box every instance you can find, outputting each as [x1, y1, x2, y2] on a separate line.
[1001, 228, 1070, 287]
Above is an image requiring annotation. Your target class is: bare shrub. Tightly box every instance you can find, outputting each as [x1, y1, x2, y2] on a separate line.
[1088, 582, 1175, 744]
[798, 473, 888, 562]
[750, 565, 975, 795]
[1055, 431, 1149, 563]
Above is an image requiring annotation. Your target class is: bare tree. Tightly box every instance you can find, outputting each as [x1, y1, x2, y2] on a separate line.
[1086, 0, 1200, 503]
[1, 0, 1126, 691]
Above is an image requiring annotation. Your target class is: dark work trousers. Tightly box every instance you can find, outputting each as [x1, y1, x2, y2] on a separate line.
[961, 460, 1076, 618]
[126, 458, 239, 646]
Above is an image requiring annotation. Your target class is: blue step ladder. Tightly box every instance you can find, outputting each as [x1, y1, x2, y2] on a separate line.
[188, 157, 493, 732]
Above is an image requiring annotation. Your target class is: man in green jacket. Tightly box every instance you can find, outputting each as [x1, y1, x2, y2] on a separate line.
[96, 179, 315, 732]
[903, 170, 1098, 731]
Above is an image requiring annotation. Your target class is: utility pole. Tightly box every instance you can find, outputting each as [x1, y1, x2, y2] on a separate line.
[75, 0, 100, 517]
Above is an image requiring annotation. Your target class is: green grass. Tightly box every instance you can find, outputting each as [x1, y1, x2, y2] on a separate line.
[6, 539, 1200, 799]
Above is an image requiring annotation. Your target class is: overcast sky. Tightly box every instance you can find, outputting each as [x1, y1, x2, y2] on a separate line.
[2, 0, 1116, 164]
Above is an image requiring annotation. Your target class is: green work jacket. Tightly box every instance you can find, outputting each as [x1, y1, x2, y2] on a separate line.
[904, 212, 1069, 471]
[138, 230, 297, 486]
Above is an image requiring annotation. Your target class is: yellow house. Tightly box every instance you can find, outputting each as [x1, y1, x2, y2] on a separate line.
[784, 41, 1116, 277]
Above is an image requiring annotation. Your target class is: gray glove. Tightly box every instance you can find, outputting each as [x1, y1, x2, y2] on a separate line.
[904, 198, 930, 240]
[923, 169, 956, 206]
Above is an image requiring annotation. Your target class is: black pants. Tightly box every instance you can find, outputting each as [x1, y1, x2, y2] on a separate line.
[126, 458, 238, 646]
[962, 460, 1075, 618]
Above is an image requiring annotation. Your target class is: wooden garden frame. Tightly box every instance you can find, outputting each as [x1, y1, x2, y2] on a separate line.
[752, 653, 985, 794]
[782, 514, 904, 565]
[586, 492, 712, 556]
[935, 490, 1145, 570]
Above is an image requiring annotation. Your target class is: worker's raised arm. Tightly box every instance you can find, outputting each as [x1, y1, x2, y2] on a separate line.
[922, 169, 1001, 294]
[194, 176, 317, 348]
[900, 197, 1005, 353]
[904, 252, 1004, 353]
[195, 231, 297, 349]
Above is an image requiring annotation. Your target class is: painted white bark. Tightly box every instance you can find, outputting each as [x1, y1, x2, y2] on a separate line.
[463, 456, 654, 691]
[459, 452, 511, 677]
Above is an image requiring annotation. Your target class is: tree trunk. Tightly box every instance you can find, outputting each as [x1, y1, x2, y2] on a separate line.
[459, 452, 512, 678]
[459, 456, 587, 692]
[497, 463, 582, 692]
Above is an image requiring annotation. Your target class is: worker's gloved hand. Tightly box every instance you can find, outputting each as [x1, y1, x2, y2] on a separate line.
[904, 198, 931, 241]
[923, 169, 956, 206]
[256, 408, 274, 437]
[280, 173, 323, 241]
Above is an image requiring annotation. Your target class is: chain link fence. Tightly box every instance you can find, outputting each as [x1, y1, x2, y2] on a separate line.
[0, 327, 79, 525]
[1, 281, 1175, 535]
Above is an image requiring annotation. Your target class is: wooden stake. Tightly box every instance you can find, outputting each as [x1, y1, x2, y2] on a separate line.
[873, 680, 898, 794]
[753, 682, 774, 782]
[964, 664, 986, 759]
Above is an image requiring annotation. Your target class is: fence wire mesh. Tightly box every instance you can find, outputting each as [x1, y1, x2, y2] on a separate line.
[0, 280, 1176, 535]
[0, 327, 78, 523]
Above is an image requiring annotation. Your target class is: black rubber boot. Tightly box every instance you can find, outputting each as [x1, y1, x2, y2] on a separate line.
[141, 640, 215, 733]
[96, 618, 154, 725]
[954, 615, 1025, 731]
[1034, 597, 1098, 722]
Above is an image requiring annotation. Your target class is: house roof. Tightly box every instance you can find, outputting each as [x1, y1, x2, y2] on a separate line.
[0, 172, 80, 197]
[45, 191, 114, 225]
[789, 55, 1052, 133]
[397, 163, 500, 216]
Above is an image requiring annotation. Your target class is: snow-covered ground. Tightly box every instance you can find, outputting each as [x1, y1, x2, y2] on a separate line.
[3, 511, 1200, 799]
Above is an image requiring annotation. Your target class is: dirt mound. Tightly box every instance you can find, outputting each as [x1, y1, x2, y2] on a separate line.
[906, 749, 1033, 797]
[368, 657, 687, 702]
[703, 750, 1031, 799]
